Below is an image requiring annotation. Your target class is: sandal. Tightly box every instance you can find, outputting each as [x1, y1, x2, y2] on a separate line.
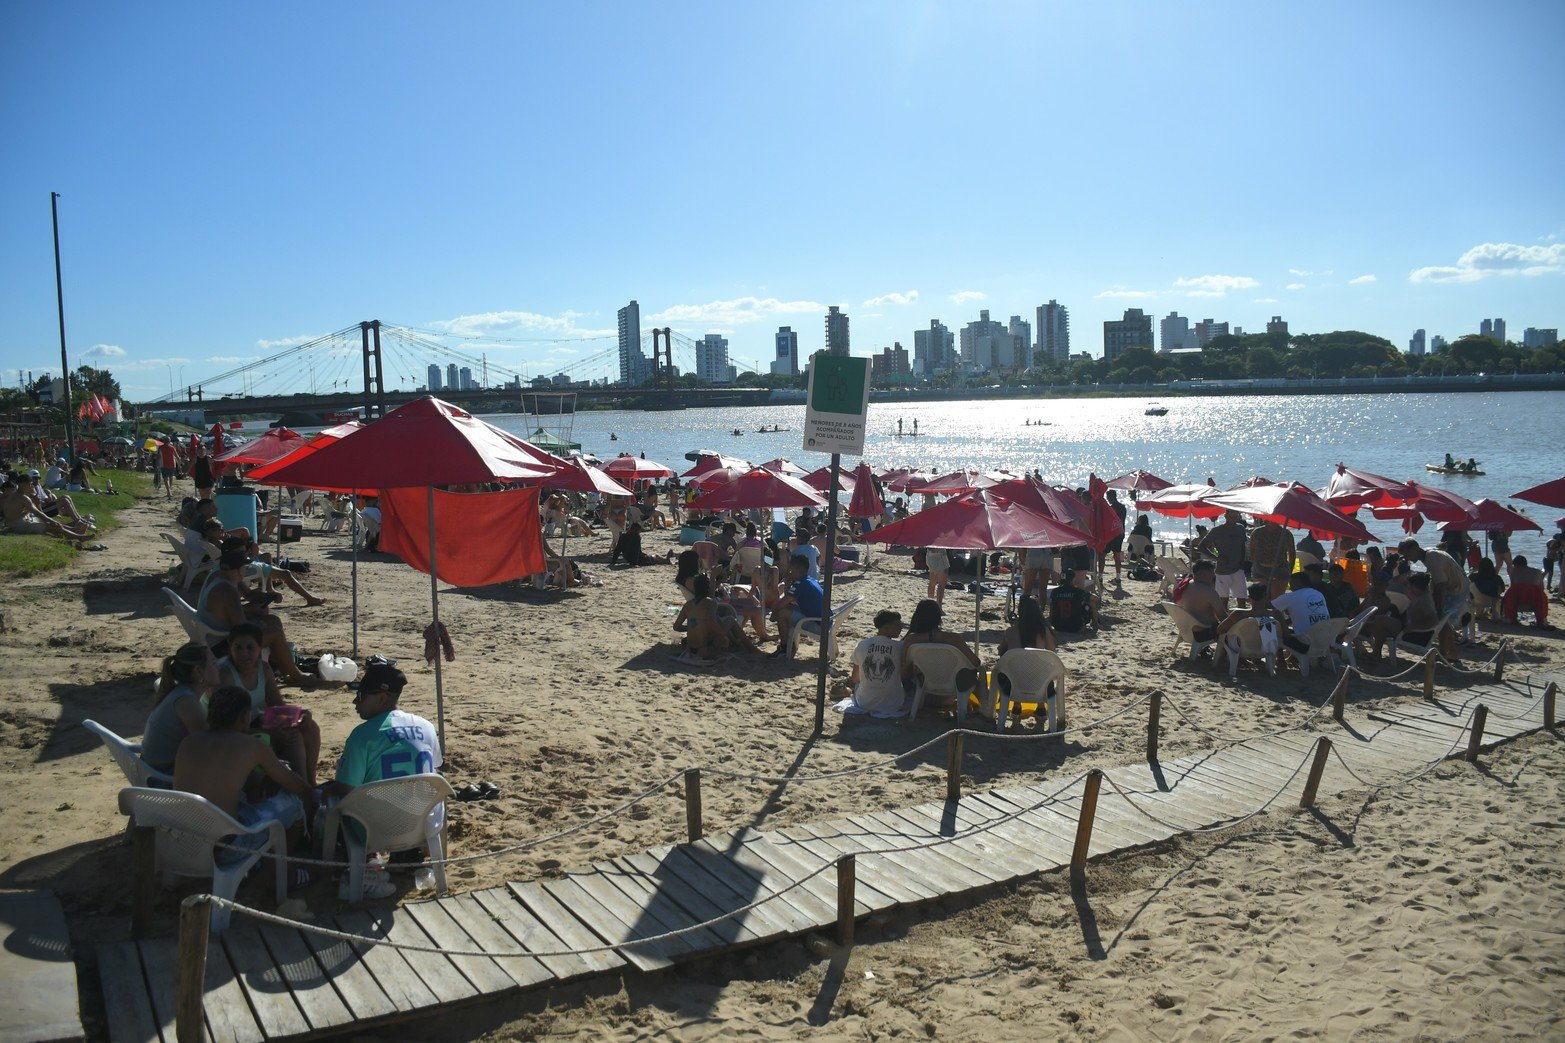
[287, 867, 314, 893]
[455, 784, 484, 802]
[478, 781, 501, 799]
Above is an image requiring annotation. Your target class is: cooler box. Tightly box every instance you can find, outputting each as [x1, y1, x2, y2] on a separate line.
[215, 488, 258, 539]
[678, 525, 706, 545]
[279, 516, 305, 543]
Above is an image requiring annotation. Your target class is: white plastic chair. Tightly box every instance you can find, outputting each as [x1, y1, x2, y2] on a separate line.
[1294, 617, 1348, 678]
[320, 774, 455, 901]
[162, 586, 227, 647]
[730, 545, 764, 584]
[988, 648, 1067, 732]
[788, 595, 863, 660]
[905, 642, 977, 724]
[118, 787, 287, 933]
[1155, 556, 1186, 597]
[354, 510, 381, 551]
[82, 719, 172, 788]
[1126, 534, 1152, 562]
[1163, 602, 1217, 663]
[1295, 551, 1323, 571]
[163, 532, 215, 592]
[1466, 581, 1498, 640]
[1389, 607, 1459, 662]
[1218, 618, 1277, 678]
[1331, 605, 1377, 670]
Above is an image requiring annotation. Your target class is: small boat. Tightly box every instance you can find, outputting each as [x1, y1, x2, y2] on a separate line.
[757, 426, 790, 433]
[1426, 463, 1485, 476]
[731, 429, 743, 436]
[609, 433, 618, 441]
[1145, 405, 1169, 416]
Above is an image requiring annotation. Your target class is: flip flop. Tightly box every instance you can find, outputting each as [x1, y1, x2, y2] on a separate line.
[455, 784, 484, 802]
[478, 781, 501, 799]
[287, 867, 314, 893]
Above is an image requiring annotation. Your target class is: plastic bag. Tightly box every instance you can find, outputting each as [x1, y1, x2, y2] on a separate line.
[318, 653, 358, 682]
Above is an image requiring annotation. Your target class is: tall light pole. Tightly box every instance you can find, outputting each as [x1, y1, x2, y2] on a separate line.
[51, 192, 77, 464]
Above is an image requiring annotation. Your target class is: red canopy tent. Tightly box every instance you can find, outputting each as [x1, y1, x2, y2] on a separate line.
[1322, 463, 1416, 511]
[600, 455, 676, 481]
[259, 397, 563, 746]
[1204, 481, 1378, 542]
[1513, 476, 1565, 509]
[688, 468, 827, 512]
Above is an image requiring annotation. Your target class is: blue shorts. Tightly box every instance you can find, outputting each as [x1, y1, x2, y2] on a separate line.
[218, 791, 303, 867]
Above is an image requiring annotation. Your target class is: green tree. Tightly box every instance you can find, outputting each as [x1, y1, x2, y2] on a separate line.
[73, 365, 122, 400]
[1246, 345, 1285, 378]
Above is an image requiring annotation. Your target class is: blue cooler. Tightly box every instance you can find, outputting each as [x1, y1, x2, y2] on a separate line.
[215, 488, 258, 539]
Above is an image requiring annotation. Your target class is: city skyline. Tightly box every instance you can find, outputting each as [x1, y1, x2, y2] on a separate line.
[2, 2, 1561, 395]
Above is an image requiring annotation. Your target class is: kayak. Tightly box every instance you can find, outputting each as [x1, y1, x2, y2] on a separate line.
[1426, 464, 1485, 476]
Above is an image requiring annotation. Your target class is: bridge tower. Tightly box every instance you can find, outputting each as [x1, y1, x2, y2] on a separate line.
[650, 327, 674, 393]
[360, 320, 388, 421]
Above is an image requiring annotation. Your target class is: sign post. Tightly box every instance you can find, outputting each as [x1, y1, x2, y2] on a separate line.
[802, 354, 871, 733]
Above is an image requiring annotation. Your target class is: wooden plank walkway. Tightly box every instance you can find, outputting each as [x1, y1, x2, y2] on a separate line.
[97, 674, 1557, 1042]
[0, 891, 83, 1042]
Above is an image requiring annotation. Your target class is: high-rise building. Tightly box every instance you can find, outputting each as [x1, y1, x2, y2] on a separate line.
[1007, 316, 1032, 369]
[1523, 327, 1559, 348]
[1266, 315, 1289, 337]
[1409, 329, 1426, 356]
[446, 363, 459, 390]
[695, 334, 736, 383]
[427, 364, 442, 391]
[458, 366, 474, 390]
[913, 320, 955, 375]
[1193, 318, 1230, 348]
[825, 306, 850, 356]
[1036, 300, 1070, 363]
[1103, 309, 1154, 361]
[771, 326, 799, 376]
[871, 343, 910, 378]
[618, 300, 650, 385]
[1159, 312, 1197, 353]
[1480, 317, 1507, 343]
[1432, 334, 1448, 352]
[960, 310, 1014, 371]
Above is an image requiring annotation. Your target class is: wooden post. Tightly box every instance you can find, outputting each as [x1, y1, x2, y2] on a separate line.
[835, 854, 856, 947]
[1465, 704, 1489, 762]
[683, 768, 703, 843]
[1544, 681, 1557, 729]
[1070, 769, 1103, 880]
[131, 825, 156, 940]
[1299, 737, 1332, 809]
[945, 733, 963, 801]
[1493, 641, 1506, 683]
[174, 895, 211, 1043]
[1146, 690, 1163, 762]
[1331, 671, 1348, 723]
[1422, 650, 1437, 701]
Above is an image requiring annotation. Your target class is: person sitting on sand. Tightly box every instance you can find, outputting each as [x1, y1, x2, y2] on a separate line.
[1502, 556, 1550, 627]
[674, 575, 738, 659]
[1174, 559, 1225, 645]
[173, 684, 315, 877]
[218, 622, 322, 787]
[837, 609, 911, 716]
[197, 548, 321, 686]
[1, 475, 95, 542]
[141, 641, 220, 775]
[997, 594, 1055, 654]
[769, 555, 823, 659]
[1049, 568, 1097, 633]
[900, 598, 982, 695]
[610, 522, 657, 567]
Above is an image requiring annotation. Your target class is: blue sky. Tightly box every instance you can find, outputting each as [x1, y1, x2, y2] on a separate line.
[2, 1, 1561, 398]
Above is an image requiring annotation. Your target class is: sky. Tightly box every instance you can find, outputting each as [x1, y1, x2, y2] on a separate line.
[2, 1, 1562, 398]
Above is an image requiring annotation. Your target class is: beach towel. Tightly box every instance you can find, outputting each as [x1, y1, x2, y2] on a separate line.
[380, 486, 547, 587]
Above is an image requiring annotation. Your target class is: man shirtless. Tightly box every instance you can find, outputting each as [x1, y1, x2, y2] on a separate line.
[1175, 559, 1226, 645]
[172, 685, 314, 867]
[1, 476, 95, 541]
[23, 472, 91, 527]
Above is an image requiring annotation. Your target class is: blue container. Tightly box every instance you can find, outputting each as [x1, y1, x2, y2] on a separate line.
[216, 488, 258, 540]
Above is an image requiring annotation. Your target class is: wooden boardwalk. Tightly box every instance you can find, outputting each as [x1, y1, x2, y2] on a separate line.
[98, 674, 1557, 1042]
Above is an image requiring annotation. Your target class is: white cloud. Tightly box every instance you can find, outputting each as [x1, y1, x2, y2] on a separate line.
[427, 311, 594, 337]
[114, 356, 192, 371]
[1287, 268, 1333, 278]
[205, 355, 262, 365]
[948, 290, 988, 305]
[1094, 287, 1160, 299]
[256, 333, 319, 350]
[646, 296, 825, 327]
[1253, 297, 1279, 304]
[1285, 282, 1307, 291]
[1411, 241, 1565, 284]
[83, 343, 126, 359]
[1348, 274, 1376, 285]
[862, 290, 918, 307]
[1173, 274, 1261, 298]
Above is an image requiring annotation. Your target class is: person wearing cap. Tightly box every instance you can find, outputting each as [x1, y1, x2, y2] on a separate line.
[196, 547, 321, 686]
[44, 458, 67, 490]
[21, 472, 93, 528]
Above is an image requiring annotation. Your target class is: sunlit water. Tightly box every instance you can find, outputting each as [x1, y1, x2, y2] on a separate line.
[483, 391, 1563, 557]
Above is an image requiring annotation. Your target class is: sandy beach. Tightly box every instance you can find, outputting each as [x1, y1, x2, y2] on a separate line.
[2, 487, 1562, 1040]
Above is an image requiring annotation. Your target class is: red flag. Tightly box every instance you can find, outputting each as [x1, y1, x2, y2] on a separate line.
[379, 486, 547, 586]
[87, 396, 107, 421]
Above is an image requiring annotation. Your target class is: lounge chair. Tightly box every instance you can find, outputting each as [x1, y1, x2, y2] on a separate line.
[162, 532, 215, 593]
[905, 642, 978, 725]
[788, 595, 862, 660]
[1163, 602, 1218, 663]
[1294, 617, 1348, 679]
[320, 774, 455, 901]
[987, 648, 1067, 732]
[162, 586, 227, 647]
[1332, 605, 1377, 670]
[82, 720, 172, 788]
[118, 787, 288, 933]
[1218, 617, 1277, 678]
[1155, 556, 1186, 597]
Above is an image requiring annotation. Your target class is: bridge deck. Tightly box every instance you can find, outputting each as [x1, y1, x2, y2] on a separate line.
[96, 675, 1555, 1043]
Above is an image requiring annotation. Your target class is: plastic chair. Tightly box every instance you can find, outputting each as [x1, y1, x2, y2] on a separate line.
[1163, 602, 1217, 663]
[1385, 591, 1411, 615]
[1332, 605, 1377, 670]
[788, 595, 862, 660]
[162, 586, 227, 647]
[905, 642, 977, 724]
[692, 541, 720, 577]
[1295, 551, 1323, 571]
[988, 648, 1067, 732]
[1218, 618, 1277, 678]
[1155, 556, 1186, 597]
[730, 545, 764, 584]
[118, 787, 287, 933]
[320, 774, 455, 901]
[1466, 581, 1499, 640]
[1294, 617, 1347, 679]
[1126, 534, 1152, 562]
[82, 719, 172, 788]
[163, 533, 215, 592]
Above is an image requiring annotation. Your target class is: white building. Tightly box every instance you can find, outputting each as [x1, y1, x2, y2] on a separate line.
[1409, 329, 1426, 356]
[913, 320, 954, 375]
[1007, 316, 1032, 369]
[618, 300, 651, 385]
[696, 334, 737, 383]
[1160, 312, 1197, 353]
[960, 310, 1015, 371]
[771, 326, 799, 376]
[1036, 300, 1070, 362]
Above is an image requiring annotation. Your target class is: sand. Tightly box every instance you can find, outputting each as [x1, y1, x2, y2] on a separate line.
[1, 488, 1562, 1039]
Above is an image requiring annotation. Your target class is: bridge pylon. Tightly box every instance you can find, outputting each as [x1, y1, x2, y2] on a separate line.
[360, 320, 388, 421]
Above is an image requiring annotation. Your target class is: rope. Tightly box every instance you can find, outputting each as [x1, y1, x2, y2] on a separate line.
[1100, 745, 1316, 834]
[1327, 713, 1473, 788]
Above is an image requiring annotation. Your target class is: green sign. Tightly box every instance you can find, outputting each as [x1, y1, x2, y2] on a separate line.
[803, 354, 871, 455]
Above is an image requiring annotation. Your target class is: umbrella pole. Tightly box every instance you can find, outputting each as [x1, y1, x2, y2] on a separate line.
[814, 453, 842, 735]
[427, 486, 445, 752]
[974, 552, 984, 656]
[350, 488, 359, 659]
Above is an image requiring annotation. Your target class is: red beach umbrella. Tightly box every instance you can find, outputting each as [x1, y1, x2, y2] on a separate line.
[801, 465, 856, 494]
[689, 464, 752, 489]
[913, 469, 1009, 495]
[847, 462, 883, 518]
[688, 467, 827, 511]
[756, 457, 809, 477]
[552, 459, 633, 498]
[1400, 481, 1481, 524]
[1437, 498, 1539, 533]
[1104, 469, 1174, 495]
[681, 453, 751, 478]
[245, 425, 359, 485]
[214, 427, 308, 467]
[1228, 476, 1280, 490]
[601, 455, 676, 481]
[1513, 476, 1565, 509]
[1322, 463, 1417, 511]
[1205, 481, 1378, 542]
[1136, 483, 1228, 520]
[886, 469, 936, 493]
